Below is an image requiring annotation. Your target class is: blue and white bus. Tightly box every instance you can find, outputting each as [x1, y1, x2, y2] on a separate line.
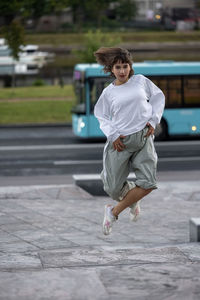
[72, 61, 200, 140]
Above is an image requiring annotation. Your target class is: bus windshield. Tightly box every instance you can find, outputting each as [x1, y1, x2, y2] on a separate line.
[89, 77, 113, 111]
[72, 73, 86, 113]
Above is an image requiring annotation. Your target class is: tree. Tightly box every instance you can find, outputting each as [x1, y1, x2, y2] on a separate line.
[68, 0, 117, 29]
[0, 0, 69, 86]
[115, 0, 137, 22]
[23, 0, 69, 19]
[0, 1, 24, 25]
[67, 0, 137, 29]
[0, 0, 69, 25]
[3, 20, 25, 61]
[83, 0, 113, 27]
[2, 20, 25, 87]
[65, 0, 85, 30]
[74, 29, 121, 63]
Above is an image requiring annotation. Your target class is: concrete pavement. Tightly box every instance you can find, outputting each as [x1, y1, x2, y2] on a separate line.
[0, 180, 200, 300]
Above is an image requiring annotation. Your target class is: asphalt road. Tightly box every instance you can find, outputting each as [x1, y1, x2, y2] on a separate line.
[0, 125, 200, 182]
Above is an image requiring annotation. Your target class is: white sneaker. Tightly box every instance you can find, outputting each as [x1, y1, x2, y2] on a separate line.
[102, 205, 117, 235]
[129, 202, 140, 222]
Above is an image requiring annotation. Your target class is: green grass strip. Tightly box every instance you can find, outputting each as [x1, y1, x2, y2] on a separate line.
[0, 100, 75, 124]
[0, 85, 75, 100]
[25, 31, 200, 45]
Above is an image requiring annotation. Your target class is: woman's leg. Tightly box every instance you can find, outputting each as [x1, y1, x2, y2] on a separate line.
[102, 130, 158, 234]
[101, 141, 131, 201]
[112, 186, 152, 217]
[102, 141, 132, 235]
[112, 133, 157, 217]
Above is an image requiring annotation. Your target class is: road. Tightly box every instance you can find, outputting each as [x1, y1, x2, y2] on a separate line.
[0, 125, 200, 185]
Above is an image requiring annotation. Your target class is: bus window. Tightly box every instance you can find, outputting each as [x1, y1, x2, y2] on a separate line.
[89, 77, 113, 111]
[72, 78, 86, 113]
[184, 76, 200, 106]
[167, 77, 182, 107]
[74, 80, 85, 104]
[150, 76, 169, 105]
[150, 76, 182, 108]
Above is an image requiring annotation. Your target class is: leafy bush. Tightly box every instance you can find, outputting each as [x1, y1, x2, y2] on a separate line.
[74, 29, 121, 63]
[32, 79, 46, 86]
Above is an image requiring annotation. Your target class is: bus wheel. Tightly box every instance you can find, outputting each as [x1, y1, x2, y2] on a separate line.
[154, 120, 168, 141]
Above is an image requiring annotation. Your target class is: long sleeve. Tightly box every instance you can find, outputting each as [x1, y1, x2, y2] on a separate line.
[94, 91, 120, 142]
[145, 77, 165, 129]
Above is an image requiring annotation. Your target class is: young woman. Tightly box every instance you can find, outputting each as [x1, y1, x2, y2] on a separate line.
[94, 47, 165, 235]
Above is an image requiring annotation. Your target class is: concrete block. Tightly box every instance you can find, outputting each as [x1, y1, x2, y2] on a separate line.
[190, 218, 200, 242]
[73, 173, 136, 196]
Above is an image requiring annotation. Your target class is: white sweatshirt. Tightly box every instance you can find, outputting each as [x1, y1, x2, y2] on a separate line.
[94, 74, 165, 142]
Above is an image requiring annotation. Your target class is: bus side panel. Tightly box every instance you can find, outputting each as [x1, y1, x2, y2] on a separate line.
[72, 114, 105, 138]
[164, 108, 200, 135]
[72, 114, 90, 137]
[89, 115, 105, 137]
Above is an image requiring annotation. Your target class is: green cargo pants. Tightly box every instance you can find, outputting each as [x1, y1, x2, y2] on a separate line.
[101, 127, 158, 201]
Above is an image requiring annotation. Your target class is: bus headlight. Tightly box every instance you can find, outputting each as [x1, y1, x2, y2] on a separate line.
[77, 117, 85, 133]
[191, 126, 197, 131]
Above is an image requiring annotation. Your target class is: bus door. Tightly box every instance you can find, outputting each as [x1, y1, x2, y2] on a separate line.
[72, 70, 89, 137]
[88, 77, 112, 137]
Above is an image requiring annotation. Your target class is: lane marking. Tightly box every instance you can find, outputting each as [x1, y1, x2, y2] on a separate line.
[0, 156, 200, 167]
[0, 144, 105, 151]
[0, 140, 200, 151]
[159, 156, 200, 162]
[54, 156, 200, 166]
[53, 160, 102, 165]
[73, 172, 136, 180]
[156, 141, 200, 147]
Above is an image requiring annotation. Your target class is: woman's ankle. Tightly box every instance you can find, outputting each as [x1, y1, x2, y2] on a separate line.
[112, 207, 118, 218]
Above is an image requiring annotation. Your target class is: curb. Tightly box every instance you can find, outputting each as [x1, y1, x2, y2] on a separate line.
[73, 173, 136, 196]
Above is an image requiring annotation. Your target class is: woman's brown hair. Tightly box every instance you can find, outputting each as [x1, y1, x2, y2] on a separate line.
[94, 47, 134, 77]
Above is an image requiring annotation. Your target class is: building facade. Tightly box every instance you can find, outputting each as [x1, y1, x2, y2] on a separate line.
[134, 0, 196, 20]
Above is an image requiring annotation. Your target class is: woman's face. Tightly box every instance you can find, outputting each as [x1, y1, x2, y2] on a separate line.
[112, 61, 131, 85]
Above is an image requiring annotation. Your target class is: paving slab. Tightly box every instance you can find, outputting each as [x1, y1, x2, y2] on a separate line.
[0, 269, 108, 300]
[0, 252, 42, 271]
[0, 181, 199, 300]
[178, 243, 200, 262]
[39, 245, 187, 269]
[0, 241, 40, 254]
[97, 261, 200, 300]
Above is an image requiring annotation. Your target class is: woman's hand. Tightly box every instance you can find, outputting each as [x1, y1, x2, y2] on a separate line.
[113, 135, 126, 152]
[145, 122, 155, 137]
